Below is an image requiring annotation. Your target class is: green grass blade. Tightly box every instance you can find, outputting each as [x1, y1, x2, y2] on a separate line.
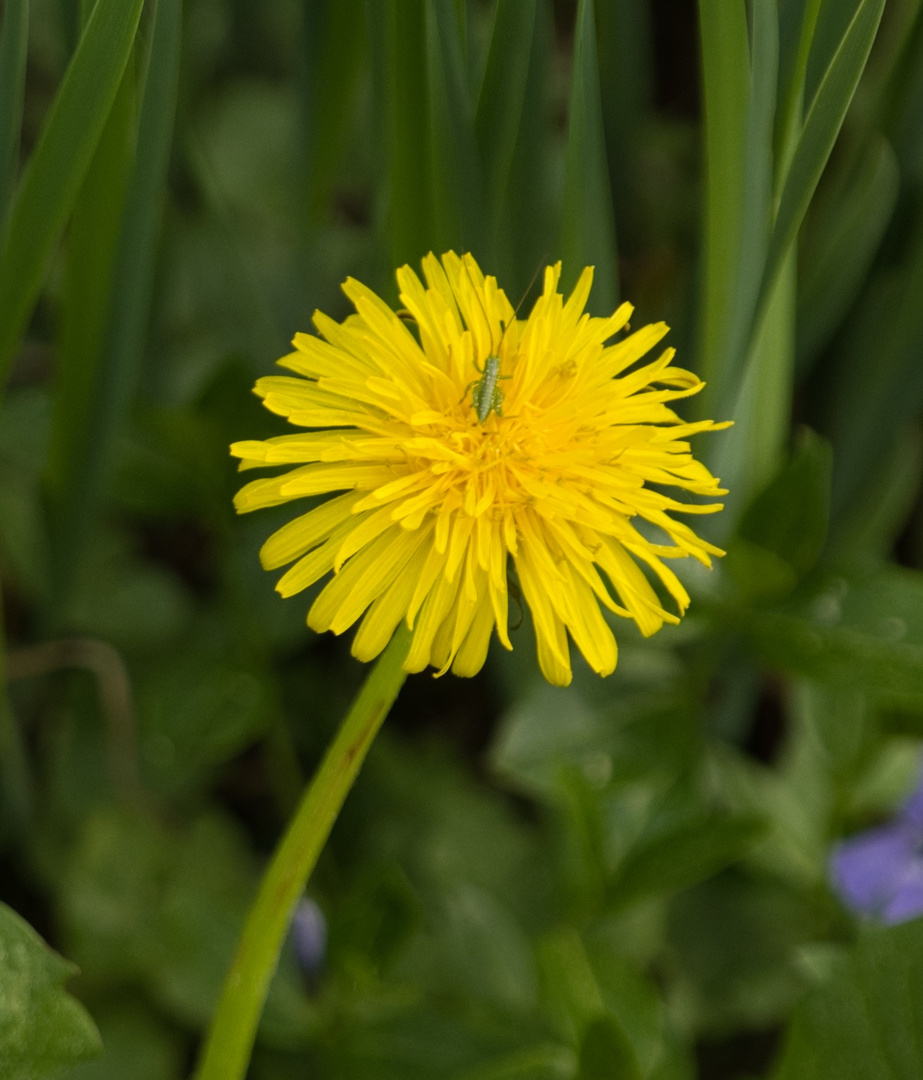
[595, 0, 653, 251]
[559, 0, 618, 313]
[47, 63, 136, 507]
[495, 0, 554, 295]
[0, 0, 29, 233]
[761, 0, 886, 314]
[697, 0, 777, 422]
[776, 0, 822, 176]
[827, 212, 923, 520]
[51, 0, 182, 601]
[370, 0, 431, 276]
[425, 0, 488, 260]
[804, 0, 862, 108]
[0, 0, 144, 391]
[474, 0, 536, 232]
[696, 0, 750, 394]
[797, 135, 898, 370]
[302, 0, 367, 223]
[715, 249, 796, 520]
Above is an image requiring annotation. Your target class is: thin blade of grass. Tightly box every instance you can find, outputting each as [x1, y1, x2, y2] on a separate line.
[828, 212, 923, 520]
[371, 0, 431, 276]
[496, 0, 554, 295]
[761, 0, 886, 317]
[47, 63, 136, 506]
[50, 0, 183, 605]
[426, 0, 488, 260]
[715, 249, 796, 524]
[559, 0, 618, 313]
[595, 0, 653, 251]
[804, 0, 862, 108]
[0, 0, 29, 233]
[696, 0, 750, 395]
[0, 0, 144, 390]
[474, 0, 536, 232]
[697, 0, 777, 424]
[302, 0, 367, 223]
[797, 135, 898, 370]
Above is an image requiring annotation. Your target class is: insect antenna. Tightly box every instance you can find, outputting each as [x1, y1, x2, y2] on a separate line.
[459, 254, 548, 421]
[460, 253, 547, 357]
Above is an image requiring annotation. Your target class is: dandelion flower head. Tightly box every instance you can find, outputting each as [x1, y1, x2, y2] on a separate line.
[232, 252, 729, 686]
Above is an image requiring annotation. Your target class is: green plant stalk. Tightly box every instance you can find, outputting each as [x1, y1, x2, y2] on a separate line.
[193, 622, 412, 1080]
[0, 0, 29, 235]
[0, 593, 31, 833]
[776, 0, 822, 186]
[715, 247, 796, 526]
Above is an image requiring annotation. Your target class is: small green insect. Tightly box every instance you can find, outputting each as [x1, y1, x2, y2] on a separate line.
[462, 255, 542, 423]
[469, 351, 509, 421]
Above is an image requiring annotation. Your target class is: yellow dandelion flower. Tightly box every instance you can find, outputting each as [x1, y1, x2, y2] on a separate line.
[232, 251, 730, 687]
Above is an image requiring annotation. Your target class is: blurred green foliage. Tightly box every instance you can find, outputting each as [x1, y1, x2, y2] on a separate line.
[2, 0, 923, 1077]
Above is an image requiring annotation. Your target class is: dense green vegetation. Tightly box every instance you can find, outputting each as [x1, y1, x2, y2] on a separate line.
[4, 1, 923, 1077]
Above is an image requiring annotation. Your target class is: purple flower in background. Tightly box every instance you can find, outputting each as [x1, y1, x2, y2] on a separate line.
[290, 897, 327, 983]
[831, 770, 923, 924]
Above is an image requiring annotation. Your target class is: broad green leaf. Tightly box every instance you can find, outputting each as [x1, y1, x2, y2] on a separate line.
[669, 874, 812, 1033]
[436, 884, 537, 1014]
[49, 0, 182, 602]
[581, 933, 672, 1076]
[62, 1003, 182, 1080]
[559, 0, 618, 313]
[0, 0, 144, 389]
[62, 536, 192, 649]
[731, 427, 833, 596]
[137, 644, 269, 799]
[425, 0, 489, 258]
[826, 212, 923, 519]
[539, 929, 660, 1077]
[0, 901, 101, 1079]
[746, 566, 923, 708]
[0, 0, 28, 231]
[474, 0, 536, 233]
[59, 808, 310, 1039]
[772, 921, 923, 1079]
[761, 0, 886, 313]
[797, 135, 899, 370]
[608, 814, 767, 909]
[836, 426, 923, 563]
[577, 1017, 641, 1080]
[452, 1044, 575, 1080]
[490, 685, 693, 802]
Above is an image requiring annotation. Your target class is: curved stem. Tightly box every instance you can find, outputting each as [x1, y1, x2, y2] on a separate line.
[193, 624, 411, 1080]
[0, 591, 31, 833]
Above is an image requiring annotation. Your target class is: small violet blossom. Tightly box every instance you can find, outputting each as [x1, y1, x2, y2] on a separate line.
[831, 770, 923, 925]
[290, 896, 327, 982]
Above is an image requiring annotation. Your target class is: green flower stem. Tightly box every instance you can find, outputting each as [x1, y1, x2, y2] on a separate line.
[193, 623, 412, 1080]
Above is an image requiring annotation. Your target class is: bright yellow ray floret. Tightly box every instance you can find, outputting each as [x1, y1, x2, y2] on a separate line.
[232, 251, 730, 686]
